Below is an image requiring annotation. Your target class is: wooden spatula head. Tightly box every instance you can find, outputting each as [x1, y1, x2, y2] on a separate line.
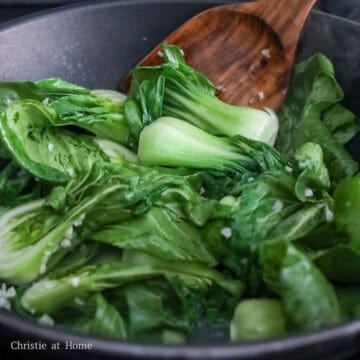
[123, 0, 317, 110]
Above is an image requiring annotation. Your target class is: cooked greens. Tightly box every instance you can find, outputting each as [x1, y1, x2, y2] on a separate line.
[230, 299, 286, 340]
[276, 53, 359, 182]
[0, 44, 359, 344]
[138, 116, 283, 173]
[125, 43, 279, 145]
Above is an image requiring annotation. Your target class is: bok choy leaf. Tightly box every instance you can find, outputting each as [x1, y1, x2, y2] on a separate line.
[276, 53, 359, 182]
[126, 43, 279, 145]
[0, 100, 109, 182]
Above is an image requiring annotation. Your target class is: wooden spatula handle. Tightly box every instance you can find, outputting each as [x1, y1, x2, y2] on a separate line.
[223, 0, 317, 51]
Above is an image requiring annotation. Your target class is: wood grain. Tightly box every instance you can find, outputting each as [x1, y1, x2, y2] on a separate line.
[123, 0, 317, 110]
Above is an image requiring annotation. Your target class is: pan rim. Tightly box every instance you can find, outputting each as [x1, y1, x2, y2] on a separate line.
[0, 0, 359, 358]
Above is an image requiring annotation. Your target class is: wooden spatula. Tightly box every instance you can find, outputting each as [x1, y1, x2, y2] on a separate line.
[124, 0, 317, 110]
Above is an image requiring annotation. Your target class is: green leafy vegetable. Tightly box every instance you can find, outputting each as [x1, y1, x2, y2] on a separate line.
[336, 285, 360, 319]
[230, 299, 286, 341]
[21, 254, 243, 314]
[307, 177, 360, 284]
[123, 282, 190, 342]
[0, 181, 124, 284]
[293, 142, 330, 201]
[91, 207, 216, 265]
[281, 245, 340, 331]
[0, 161, 37, 207]
[334, 177, 360, 250]
[56, 293, 127, 339]
[0, 48, 358, 344]
[231, 170, 324, 254]
[94, 138, 138, 163]
[0, 78, 88, 112]
[323, 104, 360, 145]
[314, 245, 360, 284]
[49, 93, 129, 144]
[138, 116, 283, 174]
[0, 100, 109, 182]
[276, 53, 359, 182]
[126, 43, 279, 145]
[0, 78, 130, 144]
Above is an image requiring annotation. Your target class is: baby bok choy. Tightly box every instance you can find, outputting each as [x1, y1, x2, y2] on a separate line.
[0, 78, 130, 145]
[0, 43, 359, 344]
[138, 116, 283, 175]
[21, 254, 243, 314]
[0, 180, 125, 284]
[125, 43, 279, 145]
[0, 100, 110, 182]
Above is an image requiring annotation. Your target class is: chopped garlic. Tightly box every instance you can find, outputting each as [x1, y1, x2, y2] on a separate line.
[304, 188, 314, 198]
[180, 48, 185, 56]
[74, 213, 85, 228]
[44, 281, 55, 289]
[48, 143, 54, 152]
[157, 50, 163, 58]
[67, 168, 75, 177]
[216, 84, 226, 92]
[0, 283, 16, 310]
[220, 195, 237, 206]
[272, 200, 283, 212]
[248, 177, 255, 182]
[299, 160, 312, 170]
[0, 283, 13, 297]
[60, 238, 72, 248]
[70, 277, 81, 288]
[261, 48, 271, 58]
[0, 297, 10, 310]
[42, 97, 50, 105]
[248, 97, 257, 105]
[258, 91, 265, 101]
[39, 250, 52, 275]
[65, 226, 74, 240]
[124, 192, 135, 201]
[325, 206, 334, 222]
[200, 187, 206, 195]
[74, 297, 85, 306]
[221, 227, 232, 239]
[39, 264, 47, 275]
[38, 314, 55, 326]
[6, 287, 16, 298]
[285, 166, 293, 173]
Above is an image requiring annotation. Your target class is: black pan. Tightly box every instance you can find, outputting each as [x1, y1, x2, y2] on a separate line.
[0, 1, 360, 359]
[0, 1, 77, 4]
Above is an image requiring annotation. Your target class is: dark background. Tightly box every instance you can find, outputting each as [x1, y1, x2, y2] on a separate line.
[1, 0, 360, 24]
[0, 0, 359, 359]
